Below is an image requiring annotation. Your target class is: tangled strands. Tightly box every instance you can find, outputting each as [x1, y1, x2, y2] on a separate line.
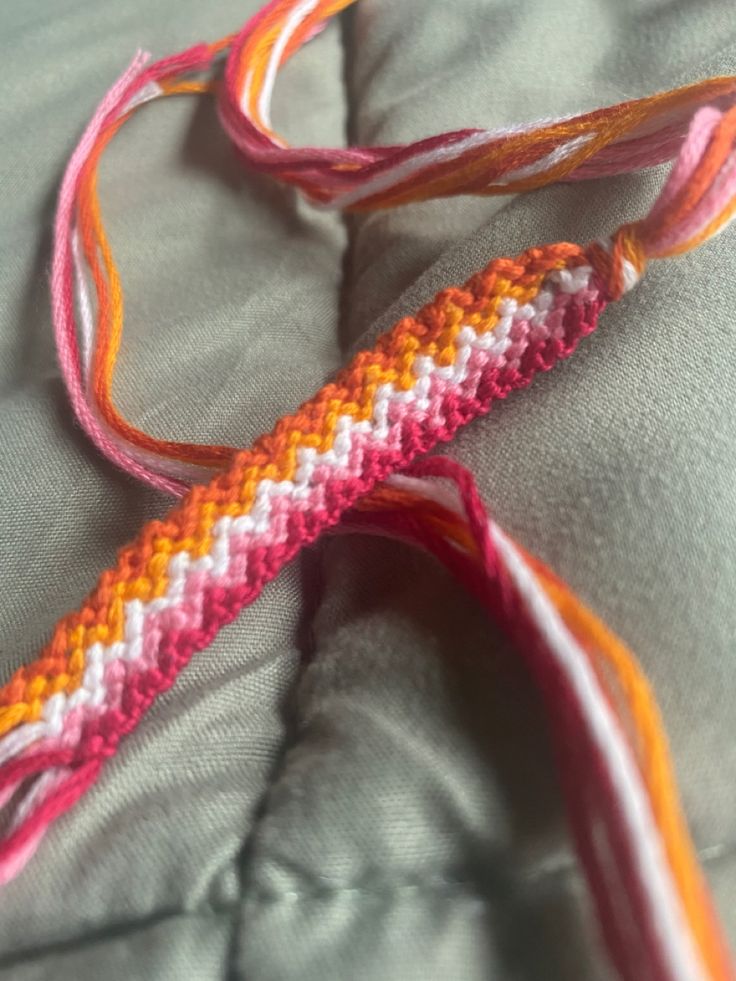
[7, 2, 736, 978]
[58, 2, 736, 494]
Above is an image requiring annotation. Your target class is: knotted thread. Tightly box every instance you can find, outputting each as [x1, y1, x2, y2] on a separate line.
[50, 8, 736, 494]
[588, 225, 648, 300]
[2, 5, 736, 981]
[590, 105, 736, 299]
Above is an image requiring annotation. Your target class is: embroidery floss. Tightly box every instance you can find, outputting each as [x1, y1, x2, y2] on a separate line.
[348, 459, 734, 981]
[2, 193, 730, 973]
[54, 2, 736, 493]
[220, 0, 736, 208]
[3, 3, 735, 980]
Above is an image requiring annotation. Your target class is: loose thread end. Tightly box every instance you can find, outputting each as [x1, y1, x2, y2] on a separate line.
[591, 104, 736, 300]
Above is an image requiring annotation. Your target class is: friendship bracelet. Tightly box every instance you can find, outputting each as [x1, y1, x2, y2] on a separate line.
[4, 4, 736, 980]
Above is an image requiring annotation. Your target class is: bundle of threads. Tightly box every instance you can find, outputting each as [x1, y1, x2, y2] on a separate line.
[2, 2, 736, 979]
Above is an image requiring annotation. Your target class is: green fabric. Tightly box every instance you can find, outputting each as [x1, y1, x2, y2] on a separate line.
[0, 1, 735, 978]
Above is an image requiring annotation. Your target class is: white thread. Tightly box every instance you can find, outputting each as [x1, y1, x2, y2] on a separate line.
[255, 0, 319, 129]
[0, 723, 48, 768]
[325, 131, 495, 210]
[123, 80, 163, 113]
[490, 526, 707, 981]
[592, 239, 641, 294]
[69, 208, 216, 485]
[71, 227, 95, 381]
[0, 273, 593, 760]
[382, 470, 708, 981]
[8, 767, 70, 832]
[496, 133, 594, 185]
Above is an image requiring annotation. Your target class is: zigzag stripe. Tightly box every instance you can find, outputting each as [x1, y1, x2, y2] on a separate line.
[0, 250, 602, 754]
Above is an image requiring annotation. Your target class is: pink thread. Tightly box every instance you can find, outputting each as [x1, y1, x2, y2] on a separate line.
[3, 287, 605, 873]
[51, 46, 217, 495]
[337, 455, 678, 981]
